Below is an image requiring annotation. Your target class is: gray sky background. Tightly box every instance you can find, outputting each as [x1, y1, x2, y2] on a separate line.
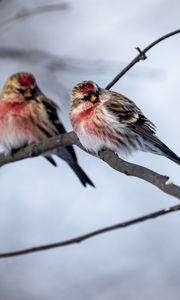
[0, 1, 180, 299]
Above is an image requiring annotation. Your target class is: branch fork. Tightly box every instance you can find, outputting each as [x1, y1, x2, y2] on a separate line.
[0, 29, 180, 258]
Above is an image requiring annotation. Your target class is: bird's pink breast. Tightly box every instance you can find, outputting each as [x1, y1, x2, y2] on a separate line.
[71, 103, 120, 153]
[0, 102, 27, 115]
[0, 102, 28, 132]
[0, 101, 45, 146]
[71, 103, 108, 139]
[72, 104, 98, 130]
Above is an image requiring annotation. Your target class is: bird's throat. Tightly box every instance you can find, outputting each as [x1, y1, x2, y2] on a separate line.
[71, 104, 99, 129]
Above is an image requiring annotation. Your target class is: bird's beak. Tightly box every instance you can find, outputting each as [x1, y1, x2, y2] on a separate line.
[90, 94, 97, 103]
[23, 87, 40, 100]
[23, 89, 32, 98]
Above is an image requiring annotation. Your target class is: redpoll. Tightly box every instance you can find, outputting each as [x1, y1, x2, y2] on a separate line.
[70, 80, 180, 165]
[0, 73, 94, 187]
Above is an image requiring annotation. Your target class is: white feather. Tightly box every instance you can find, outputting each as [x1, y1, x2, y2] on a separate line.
[0, 115, 30, 151]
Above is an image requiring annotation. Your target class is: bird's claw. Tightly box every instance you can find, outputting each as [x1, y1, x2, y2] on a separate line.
[98, 148, 107, 156]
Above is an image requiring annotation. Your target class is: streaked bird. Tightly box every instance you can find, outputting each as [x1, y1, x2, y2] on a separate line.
[0, 73, 94, 187]
[70, 80, 180, 165]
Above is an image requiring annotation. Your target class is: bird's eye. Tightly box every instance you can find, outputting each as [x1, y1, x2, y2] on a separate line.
[81, 94, 89, 101]
[82, 92, 99, 103]
[16, 88, 25, 94]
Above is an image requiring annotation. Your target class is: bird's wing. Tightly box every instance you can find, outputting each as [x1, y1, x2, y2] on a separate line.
[40, 96, 77, 162]
[104, 91, 156, 136]
[104, 92, 180, 165]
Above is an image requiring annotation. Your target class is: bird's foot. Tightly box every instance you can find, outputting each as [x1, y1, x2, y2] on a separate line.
[98, 147, 107, 156]
[11, 147, 21, 156]
[10, 143, 28, 157]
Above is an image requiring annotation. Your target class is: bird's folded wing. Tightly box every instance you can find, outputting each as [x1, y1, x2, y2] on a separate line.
[104, 94, 156, 135]
[40, 97, 77, 161]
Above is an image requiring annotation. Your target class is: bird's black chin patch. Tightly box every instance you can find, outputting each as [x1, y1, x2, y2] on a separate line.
[82, 91, 100, 104]
[17, 86, 39, 100]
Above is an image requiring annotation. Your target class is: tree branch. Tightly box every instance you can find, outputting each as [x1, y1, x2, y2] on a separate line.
[106, 29, 180, 89]
[0, 203, 180, 258]
[0, 3, 69, 31]
[0, 29, 180, 258]
[0, 131, 179, 200]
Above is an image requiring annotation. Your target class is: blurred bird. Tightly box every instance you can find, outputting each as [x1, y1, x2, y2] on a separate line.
[0, 73, 94, 187]
[70, 80, 180, 165]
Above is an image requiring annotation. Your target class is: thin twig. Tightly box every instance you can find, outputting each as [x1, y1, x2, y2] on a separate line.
[0, 3, 69, 31]
[106, 29, 180, 89]
[0, 132, 179, 200]
[0, 203, 180, 258]
[0, 29, 180, 259]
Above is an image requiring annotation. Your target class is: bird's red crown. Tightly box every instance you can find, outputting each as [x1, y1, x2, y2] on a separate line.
[79, 81, 97, 94]
[18, 73, 35, 88]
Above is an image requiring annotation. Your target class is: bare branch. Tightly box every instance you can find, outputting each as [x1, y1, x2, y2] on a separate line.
[106, 29, 180, 89]
[0, 131, 179, 200]
[0, 203, 180, 258]
[0, 29, 179, 259]
[0, 3, 69, 31]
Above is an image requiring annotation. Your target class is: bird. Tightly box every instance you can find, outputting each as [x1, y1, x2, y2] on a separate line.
[0, 72, 94, 187]
[70, 80, 180, 165]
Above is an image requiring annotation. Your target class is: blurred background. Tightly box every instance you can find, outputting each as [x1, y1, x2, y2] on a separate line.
[0, 0, 180, 299]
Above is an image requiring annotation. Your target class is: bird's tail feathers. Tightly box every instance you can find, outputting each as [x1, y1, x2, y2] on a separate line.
[69, 163, 95, 187]
[158, 143, 180, 165]
[44, 155, 57, 166]
[144, 139, 180, 165]
[54, 147, 95, 187]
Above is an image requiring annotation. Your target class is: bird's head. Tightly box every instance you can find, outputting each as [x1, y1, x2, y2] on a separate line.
[71, 81, 101, 112]
[1, 72, 40, 102]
